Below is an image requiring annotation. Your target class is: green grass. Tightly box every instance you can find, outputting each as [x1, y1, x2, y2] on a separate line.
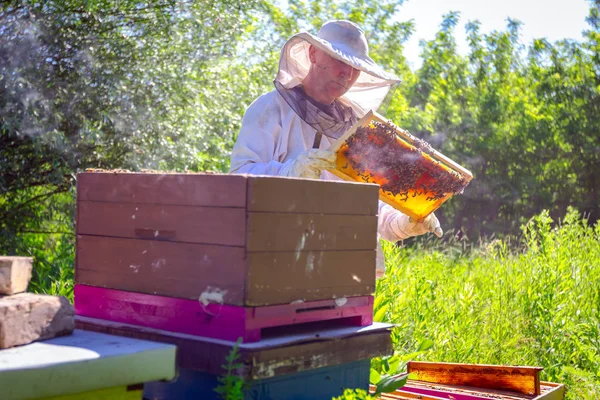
[375, 208, 600, 399]
[18, 206, 599, 399]
[1, 188, 75, 300]
[23, 230, 74, 300]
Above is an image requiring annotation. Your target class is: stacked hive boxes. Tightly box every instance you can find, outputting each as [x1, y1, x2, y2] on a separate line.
[74, 171, 393, 399]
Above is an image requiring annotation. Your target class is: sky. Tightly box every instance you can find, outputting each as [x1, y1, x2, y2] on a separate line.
[397, 0, 592, 69]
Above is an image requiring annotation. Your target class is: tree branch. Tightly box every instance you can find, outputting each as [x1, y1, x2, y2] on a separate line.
[17, 230, 75, 235]
[0, 184, 71, 221]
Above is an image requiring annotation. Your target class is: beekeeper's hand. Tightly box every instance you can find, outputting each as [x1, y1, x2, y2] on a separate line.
[391, 212, 443, 239]
[280, 149, 336, 179]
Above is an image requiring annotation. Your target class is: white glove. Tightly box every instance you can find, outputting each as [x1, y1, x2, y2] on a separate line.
[390, 212, 443, 240]
[280, 149, 336, 179]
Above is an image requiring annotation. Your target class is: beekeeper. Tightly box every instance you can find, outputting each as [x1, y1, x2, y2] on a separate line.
[230, 20, 442, 277]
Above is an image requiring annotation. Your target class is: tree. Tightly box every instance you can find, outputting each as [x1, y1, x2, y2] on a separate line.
[0, 0, 258, 292]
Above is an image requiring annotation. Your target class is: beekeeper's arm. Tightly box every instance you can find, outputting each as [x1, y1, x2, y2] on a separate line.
[378, 202, 443, 242]
[373, 203, 442, 278]
[230, 95, 335, 178]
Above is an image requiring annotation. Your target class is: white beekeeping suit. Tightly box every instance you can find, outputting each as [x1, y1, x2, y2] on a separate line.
[230, 20, 442, 276]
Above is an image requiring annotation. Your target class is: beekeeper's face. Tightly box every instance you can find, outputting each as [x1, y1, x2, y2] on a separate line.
[308, 46, 360, 101]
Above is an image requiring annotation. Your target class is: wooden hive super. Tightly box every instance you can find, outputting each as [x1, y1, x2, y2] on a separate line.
[75, 171, 379, 306]
[373, 361, 565, 400]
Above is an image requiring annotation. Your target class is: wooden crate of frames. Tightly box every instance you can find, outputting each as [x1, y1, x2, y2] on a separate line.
[373, 361, 565, 400]
[74, 171, 379, 306]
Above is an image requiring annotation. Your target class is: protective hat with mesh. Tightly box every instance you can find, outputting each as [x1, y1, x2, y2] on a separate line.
[275, 20, 400, 115]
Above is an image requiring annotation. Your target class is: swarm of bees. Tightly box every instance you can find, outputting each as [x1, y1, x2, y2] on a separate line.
[342, 121, 469, 202]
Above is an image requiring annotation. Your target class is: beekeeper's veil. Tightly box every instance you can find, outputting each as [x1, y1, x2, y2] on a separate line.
[275, 20, 400, 140]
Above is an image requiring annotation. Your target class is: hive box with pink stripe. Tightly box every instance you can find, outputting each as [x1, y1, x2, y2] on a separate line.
[73, 171, 392, 400]
[73, 170, 382, 340]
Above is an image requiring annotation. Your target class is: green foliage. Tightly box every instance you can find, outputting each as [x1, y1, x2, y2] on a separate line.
[332, 388, 374, 400]
[1, 3, 599, 398]
[377, 208, 600, 399]
[214, 338, 247, 400]
[1, 0, 259, 289]
[387, 7, 600, 237]
[2, 0, 599, 285]
[369, 338, 432, 396]
[370, 340, 433, 379]
[372, 373, 409, 396]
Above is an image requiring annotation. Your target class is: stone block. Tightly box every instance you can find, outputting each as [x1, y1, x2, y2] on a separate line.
[0, 256, 33, 295]
[0, 293, 74, 349]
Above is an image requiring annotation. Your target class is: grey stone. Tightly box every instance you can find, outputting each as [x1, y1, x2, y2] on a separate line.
[0, 293, 74, 349]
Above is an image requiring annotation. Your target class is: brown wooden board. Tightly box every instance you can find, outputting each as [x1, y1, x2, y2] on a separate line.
[77, 204, 375, 251]
[374, 389, 443, 400]
[245, 250, 375, 305]
[75, 235, 373, 305]
[247, 330, 389, 379]
[77, 172, 247, 207]
[388, 380, 566, 400]
[75, 316, 393, 379]
[246, 175, 379, 215]
[246, 213, 377, 252]
[374, 384, 564, 400]
[76, 269, 245, 305]
[407, 361, 543, 396]
[77, 201, 246, 246]
[75, 235, 246, 304]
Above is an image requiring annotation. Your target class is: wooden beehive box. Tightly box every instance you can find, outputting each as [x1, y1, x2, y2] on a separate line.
[75, 171, 379, 306]
[373, 361, 565, 400]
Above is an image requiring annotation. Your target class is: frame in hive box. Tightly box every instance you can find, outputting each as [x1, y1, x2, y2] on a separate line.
[373, 361, 565, 400]
[75, 171, 379, 307]
[328, 111, 473, 221]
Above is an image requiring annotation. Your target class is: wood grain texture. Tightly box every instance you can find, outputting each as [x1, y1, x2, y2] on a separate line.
[246, 176, 379, 215]
[76, 270, 245, 305]
[246, 213, 377, 252]
[75, 172, 380, 306]
[372, 387, 441, 400]
[75, 235, 245, 304]
[407, 361, 543, 396]
[397, 380, 566, 400]
[75, 316, 393, 379]
[376, 381, 565, 400]
[538, 382, 566, 400]
[77, 172, 247, 207]
[77, 201, 246, 246]
[75, 236, 375, 305]
[74, 285, 372, 342]
[245, 250, 375, 305]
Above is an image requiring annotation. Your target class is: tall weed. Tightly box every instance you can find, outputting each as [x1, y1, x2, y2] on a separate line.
[376, 208, 600, 399]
